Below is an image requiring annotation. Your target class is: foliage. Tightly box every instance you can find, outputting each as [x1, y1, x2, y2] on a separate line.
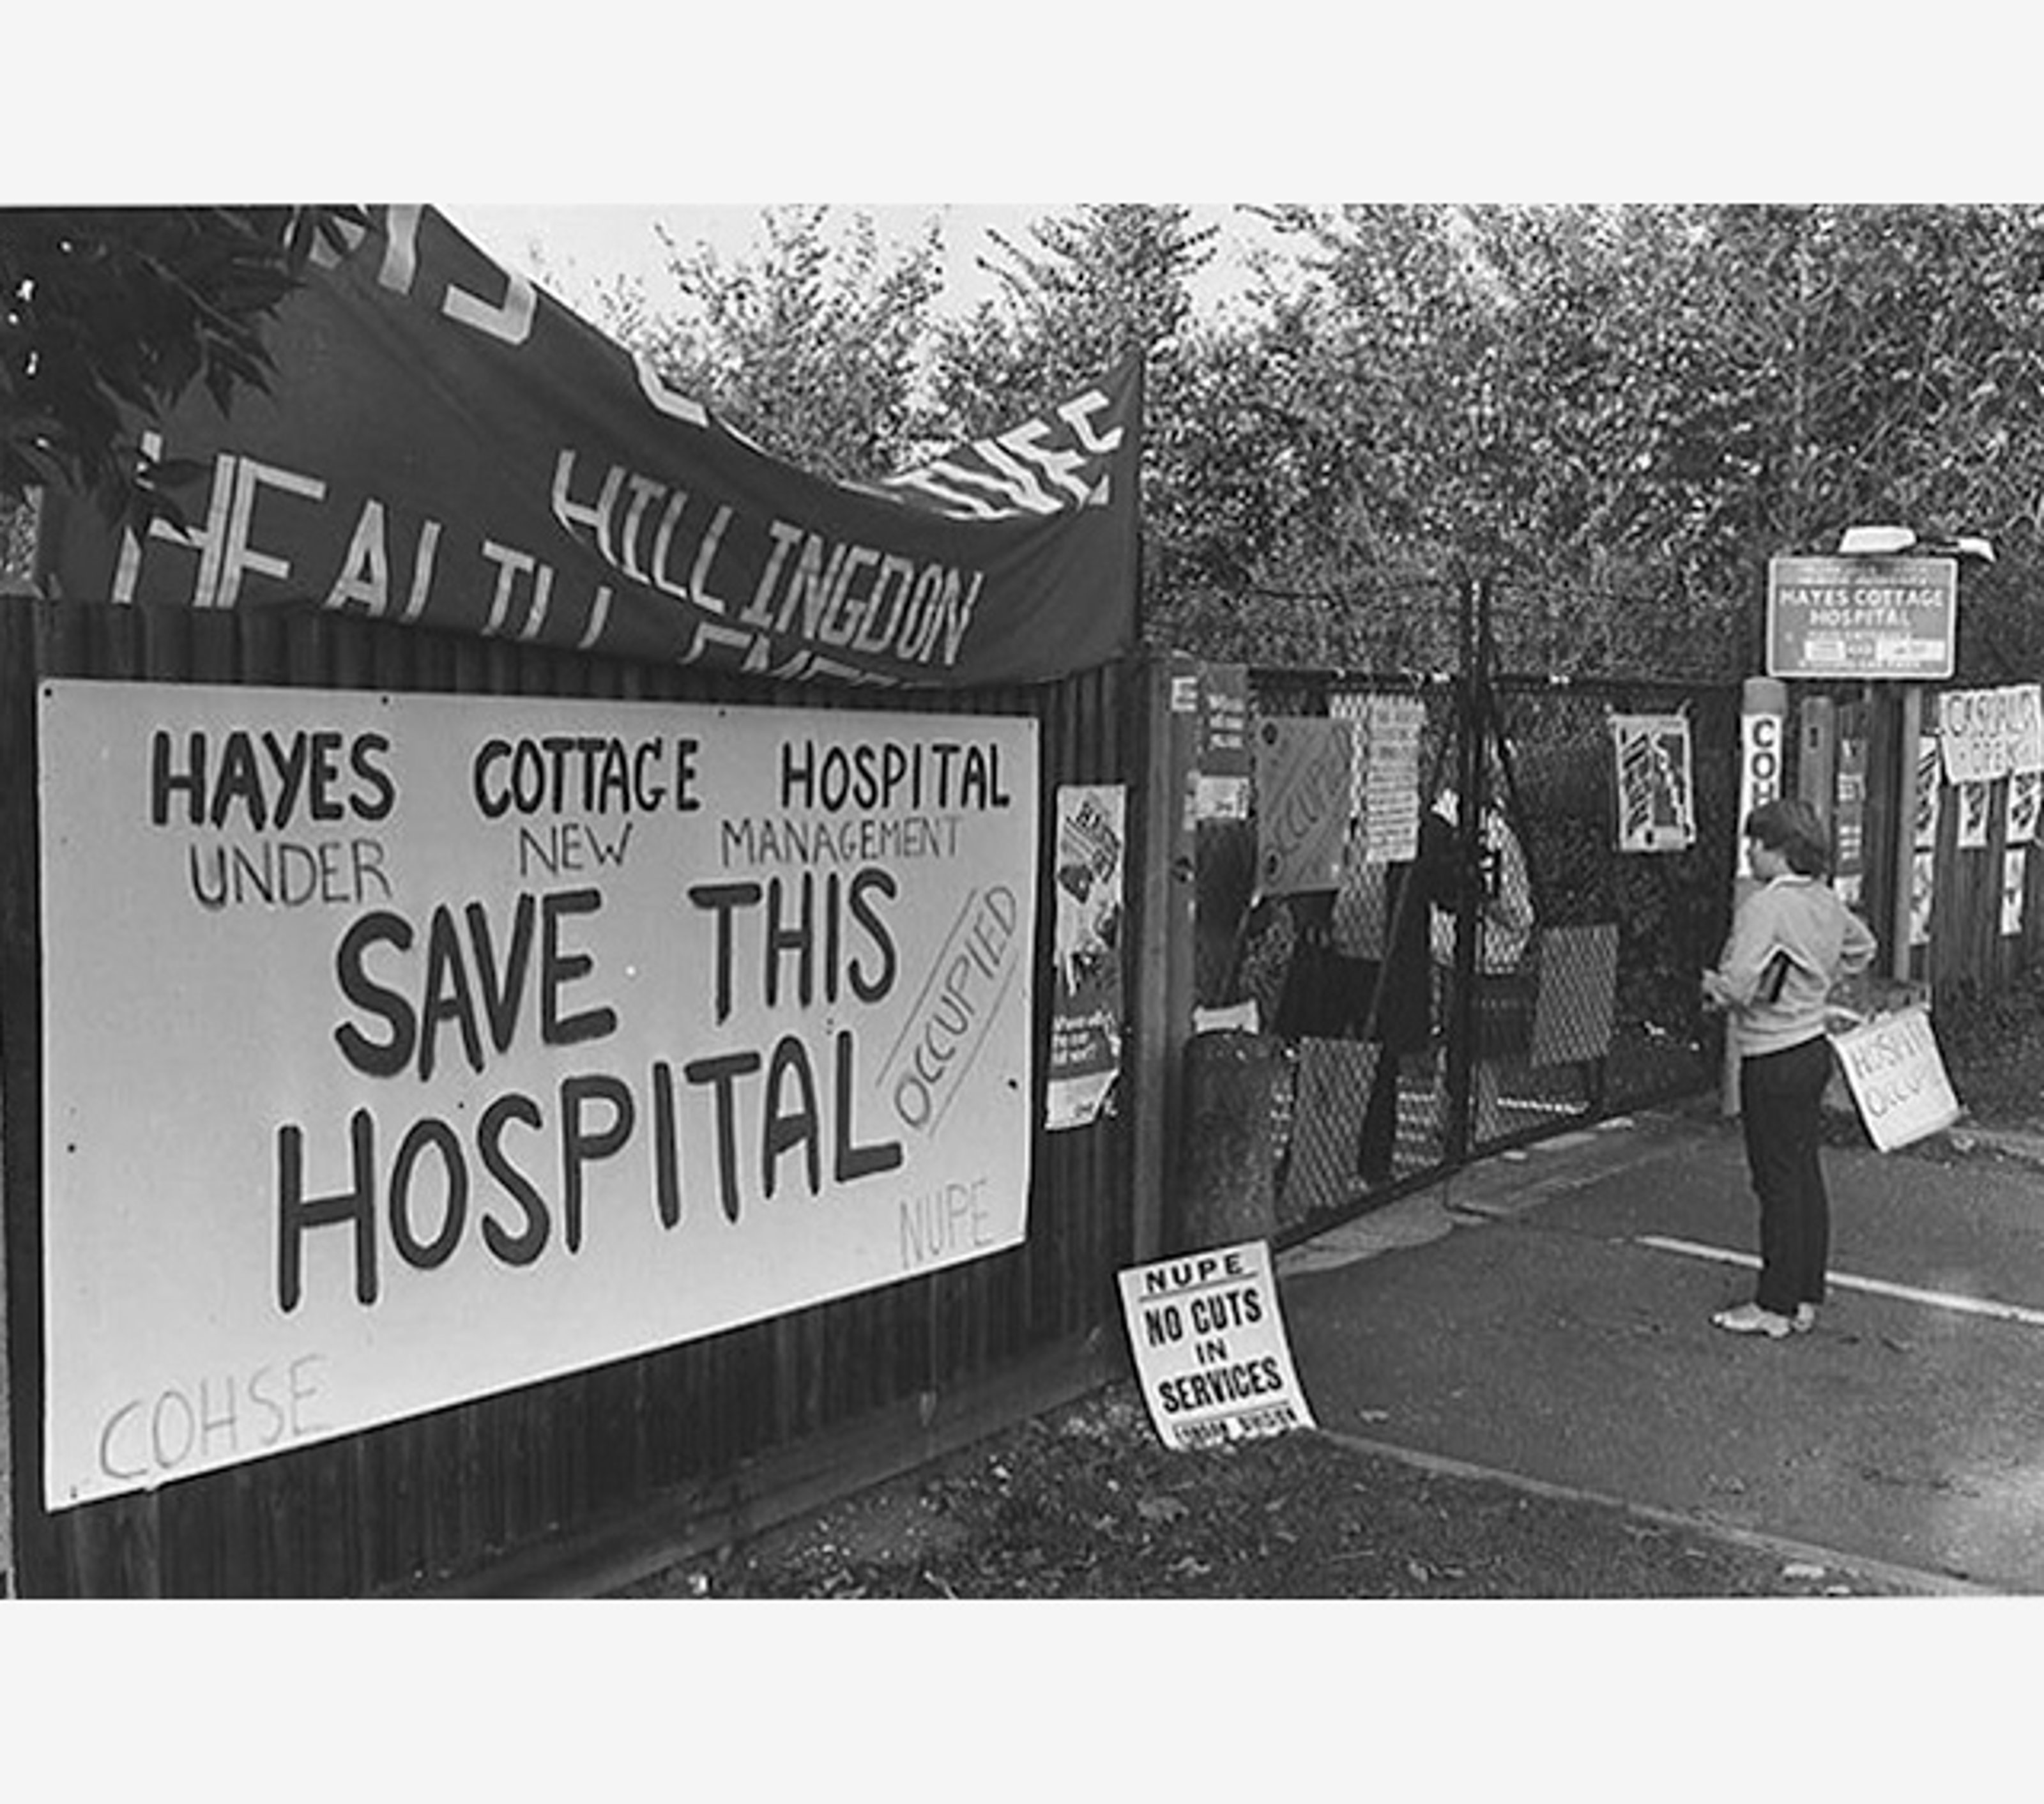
[1164, 204, 2044, 678]
[920, 204, 1410, 655]
[924, 203, 1216, 426]
[0, 206, 364, 536]
[595, 208, 945, 484]
[924, 204, 1228, 627]
[25, 200, 2036, 687]
[570, 201, 2044, 683]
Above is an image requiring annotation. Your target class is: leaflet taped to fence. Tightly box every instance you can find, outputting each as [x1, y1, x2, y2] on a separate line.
[1117, 1241, 1315, 1450]
[1362, 694, 1424, 864]
[1046, 783, 1125, 1130]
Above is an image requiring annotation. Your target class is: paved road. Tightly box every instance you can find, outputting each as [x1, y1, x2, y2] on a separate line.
[1275, 1108, 2044, 1592]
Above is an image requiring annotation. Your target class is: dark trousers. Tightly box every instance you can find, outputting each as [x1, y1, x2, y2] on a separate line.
[1738, 1036, 1834, 1315]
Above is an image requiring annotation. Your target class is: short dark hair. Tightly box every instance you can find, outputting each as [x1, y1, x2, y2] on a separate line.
[1744, 796, 1830, 876]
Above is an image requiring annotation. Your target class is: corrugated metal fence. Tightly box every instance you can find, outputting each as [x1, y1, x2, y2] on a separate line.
[0, 597, 1140, 1597]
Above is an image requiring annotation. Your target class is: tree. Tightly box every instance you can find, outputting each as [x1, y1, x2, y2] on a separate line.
[595, 207, 945, 484]
[927, 204, 1216, 425]
[1214, 203, 2044, 680]
[926, 204, 1232, 637]
[1688, 204, 2044, 679]
[0, 206, 364, 536]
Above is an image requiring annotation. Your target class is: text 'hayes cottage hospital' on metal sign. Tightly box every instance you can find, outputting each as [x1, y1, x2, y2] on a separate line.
[37, 680, 1039, 1509]
[1766, 556, 1958, 680]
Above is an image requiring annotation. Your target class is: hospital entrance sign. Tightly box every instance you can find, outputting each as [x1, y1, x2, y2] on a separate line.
[1766, 556, 1956, 681]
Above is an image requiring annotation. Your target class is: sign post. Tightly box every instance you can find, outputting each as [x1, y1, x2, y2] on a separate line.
[1764, 544, 1971, 990]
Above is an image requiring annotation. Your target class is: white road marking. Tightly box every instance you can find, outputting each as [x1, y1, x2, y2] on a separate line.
[1638, 1234, 2044, 1331]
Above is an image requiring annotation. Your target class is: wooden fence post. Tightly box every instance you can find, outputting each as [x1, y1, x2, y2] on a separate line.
[1125, 650, 1199, 1263]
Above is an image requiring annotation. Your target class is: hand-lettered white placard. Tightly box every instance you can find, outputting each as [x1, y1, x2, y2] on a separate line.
[39, 680, 1038, 1508]
[1829, 1007, 1961, 1152]
[1253, 717, 1350, 896]
[1940, 684, 2044, 784]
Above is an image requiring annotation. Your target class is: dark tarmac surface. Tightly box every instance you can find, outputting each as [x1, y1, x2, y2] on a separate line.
[611, 1101, 2044, 1603]
[1277, 1105, 2044, 1593]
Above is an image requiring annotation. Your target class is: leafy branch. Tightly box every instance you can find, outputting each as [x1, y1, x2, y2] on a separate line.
[0, 205, 366, 537]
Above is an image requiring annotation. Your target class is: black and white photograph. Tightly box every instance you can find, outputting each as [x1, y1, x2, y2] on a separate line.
[4, 13, 2041, 1800]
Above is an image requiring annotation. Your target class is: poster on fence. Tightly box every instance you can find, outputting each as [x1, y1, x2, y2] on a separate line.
[1047, 784, 1125, 1131]
[1915, 735, 1943, 850]
[1911, 728, 1941, 947]
[2008, 771, 2041, 846]
[2018, 685, 2044, 774]
[1362, 695, 1425, 864]
[1910, 850, 1936, 946]
[2004, 849, 2028, 938]
[38, 678, 1038, 1508]
[1117, 1241, 1315, 1451]
[1608, 712, 1697, 853]
[1957, 780, 1992, 850]
[1829, 1007, 1961, 1152]
[1835, 719, 1868, 908]
[1939, 684, 2044, 783]
[1194, 669, 1251, 823]
[1254, 716, 1350, 896]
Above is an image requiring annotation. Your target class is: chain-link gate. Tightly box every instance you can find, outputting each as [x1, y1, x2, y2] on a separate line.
[1187, 576, 1744, 1249]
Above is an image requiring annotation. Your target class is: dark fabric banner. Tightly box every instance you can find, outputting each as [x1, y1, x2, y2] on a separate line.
[47, 206, 1141, 688]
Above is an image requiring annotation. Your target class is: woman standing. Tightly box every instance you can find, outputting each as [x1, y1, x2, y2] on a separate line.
[1701, 797, 1877, 1339]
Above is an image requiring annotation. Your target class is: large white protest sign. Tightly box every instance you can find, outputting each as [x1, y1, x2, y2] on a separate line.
[39, 680, 1037, 1508]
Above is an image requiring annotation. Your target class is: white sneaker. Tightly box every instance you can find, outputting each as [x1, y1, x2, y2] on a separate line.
[1712, 1303, 1794, 1339]
[1792, 1304, 1817, 1334]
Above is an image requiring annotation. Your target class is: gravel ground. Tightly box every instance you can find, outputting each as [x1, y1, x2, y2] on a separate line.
[611, 1386, 1916, 1601]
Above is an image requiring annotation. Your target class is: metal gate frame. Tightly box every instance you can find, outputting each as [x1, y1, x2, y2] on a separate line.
[1191, 572, 1744, 1251]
